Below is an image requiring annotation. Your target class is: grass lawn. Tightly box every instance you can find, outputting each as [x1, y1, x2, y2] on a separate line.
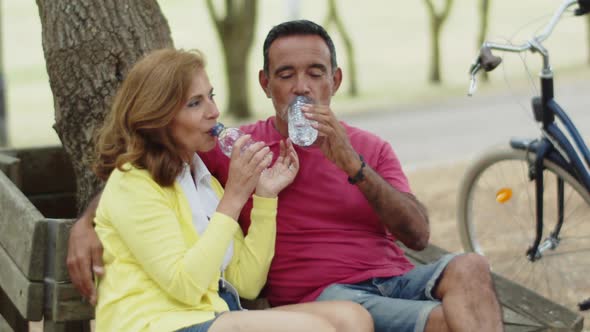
[2, 0, 589, 147]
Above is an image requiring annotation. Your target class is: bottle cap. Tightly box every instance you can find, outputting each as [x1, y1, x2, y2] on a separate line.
[209, 123, 225, 137]
[292, 95, 313, 107]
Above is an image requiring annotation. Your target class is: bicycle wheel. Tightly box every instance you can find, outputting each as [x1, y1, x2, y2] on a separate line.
[457, 146, 590, 310]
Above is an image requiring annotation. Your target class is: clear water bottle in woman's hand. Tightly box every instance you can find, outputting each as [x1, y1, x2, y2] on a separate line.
[288, 95, 318, 147]
[210, 123, 267, 158]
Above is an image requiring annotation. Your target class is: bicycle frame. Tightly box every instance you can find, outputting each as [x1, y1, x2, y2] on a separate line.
[469, 0, 590, 261]
[511, 78, 590, 259]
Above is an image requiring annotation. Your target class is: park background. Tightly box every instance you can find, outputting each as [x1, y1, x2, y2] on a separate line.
[2, 0, 590, 327]
[3, 0, 589, 147]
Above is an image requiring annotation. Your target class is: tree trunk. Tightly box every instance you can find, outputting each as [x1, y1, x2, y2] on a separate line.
[430, 18, 441, 83]
[324, 0, 358, 96]
[587, 15, 590, 65]
[36, 0, 173, 211]
[478, 0, 490, 81]
[0, 1, 7, 147]
[206, 0, 258, 119]
[424, 0, 453, 84]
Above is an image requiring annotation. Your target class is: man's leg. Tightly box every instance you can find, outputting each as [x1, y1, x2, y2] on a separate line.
[317, 281, 442, 332]
[432, 253, 503, 332]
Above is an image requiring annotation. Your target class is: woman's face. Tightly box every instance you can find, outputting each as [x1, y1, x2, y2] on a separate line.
[170, 68, 220, 160]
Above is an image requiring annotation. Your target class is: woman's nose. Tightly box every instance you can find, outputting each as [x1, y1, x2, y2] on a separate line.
[209, 104, 220, 119]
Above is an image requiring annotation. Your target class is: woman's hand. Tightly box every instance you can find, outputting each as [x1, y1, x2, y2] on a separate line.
[217, 135, 272, 220]
[255, 139, 299, 198]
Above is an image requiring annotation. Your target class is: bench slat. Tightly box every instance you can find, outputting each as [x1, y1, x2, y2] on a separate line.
[0, 153, 21, 188]
[45, 282, 93, 322]
[0, 286, 29, 332]
[46, 219, 76, 282]
[493, 273, 584, 331]
[0, 245, 44, 320]
[0, 171, 46, 281]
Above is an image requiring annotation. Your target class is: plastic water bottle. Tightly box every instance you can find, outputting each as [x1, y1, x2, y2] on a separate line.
[288, 95, 318, 146]
[209, 123, 259, 158]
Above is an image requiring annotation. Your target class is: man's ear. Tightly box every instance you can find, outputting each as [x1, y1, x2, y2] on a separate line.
[259, 70, 271, 98]
[331, 67, 343, 96]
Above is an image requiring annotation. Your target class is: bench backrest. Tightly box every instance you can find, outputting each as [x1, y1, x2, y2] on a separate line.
[0, 147, 93, 327]
[0, 169, 47, 320]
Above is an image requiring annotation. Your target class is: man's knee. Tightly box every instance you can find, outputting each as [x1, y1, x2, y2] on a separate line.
[437, 253, 494, 295]
[449, 253, 491, 280]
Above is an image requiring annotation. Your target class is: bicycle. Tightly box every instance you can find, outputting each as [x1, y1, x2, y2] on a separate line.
[457, 0, 590, 313]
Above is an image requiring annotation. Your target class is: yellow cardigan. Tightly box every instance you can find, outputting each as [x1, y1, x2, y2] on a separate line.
[94, 165, 277, 332]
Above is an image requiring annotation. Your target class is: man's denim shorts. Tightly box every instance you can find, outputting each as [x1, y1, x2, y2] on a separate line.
[316, 253, 457, 332]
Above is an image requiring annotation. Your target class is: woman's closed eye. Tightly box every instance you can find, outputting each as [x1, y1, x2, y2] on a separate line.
[187, 99, 200, 108]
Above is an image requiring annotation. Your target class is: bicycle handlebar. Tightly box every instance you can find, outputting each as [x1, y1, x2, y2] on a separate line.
[468, 0, 585, 96]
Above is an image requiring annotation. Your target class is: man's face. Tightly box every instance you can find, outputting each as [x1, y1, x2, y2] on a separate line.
[259, 34, 342, 134]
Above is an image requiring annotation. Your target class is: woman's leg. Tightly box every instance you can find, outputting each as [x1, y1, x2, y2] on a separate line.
[208, 301, 373, 332]
[208, 309, 334, 332]
[271, 300, 374, 332]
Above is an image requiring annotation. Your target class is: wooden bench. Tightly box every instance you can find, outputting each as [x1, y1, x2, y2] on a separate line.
[0, 146, 584, 331]
[0, 147, 92, 331]
[404, 244, 584, 331]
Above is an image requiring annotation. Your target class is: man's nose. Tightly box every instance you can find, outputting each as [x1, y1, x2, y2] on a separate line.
[293, 75, 310, 95]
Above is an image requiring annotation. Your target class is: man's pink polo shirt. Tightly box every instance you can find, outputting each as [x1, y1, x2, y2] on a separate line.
[200, 117, 414, 306]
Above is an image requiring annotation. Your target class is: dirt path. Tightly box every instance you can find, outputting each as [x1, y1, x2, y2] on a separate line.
[407, 162, 468, 253]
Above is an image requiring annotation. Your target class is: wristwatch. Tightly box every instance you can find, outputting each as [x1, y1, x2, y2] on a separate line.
[347, 155, 366, 184]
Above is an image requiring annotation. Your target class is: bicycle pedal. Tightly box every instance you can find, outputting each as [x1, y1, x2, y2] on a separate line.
[579, 298, 590, 311]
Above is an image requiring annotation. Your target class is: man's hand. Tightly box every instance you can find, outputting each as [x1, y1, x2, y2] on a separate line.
[303, 104, 430, 249]
[302, 104, 360, 176]
[66, 194, 103, 305]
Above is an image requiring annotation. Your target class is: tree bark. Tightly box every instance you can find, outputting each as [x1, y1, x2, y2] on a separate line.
[424, 0, 453, 84]
[36, 0, 173, 211]
[478, 0, 490, 81]
[206, 0, 257, 119]
[0, 1, 7, 147]
[324, 0, 358, 96]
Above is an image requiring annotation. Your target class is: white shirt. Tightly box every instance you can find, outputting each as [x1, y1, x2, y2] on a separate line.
[177, 153, 233, 271]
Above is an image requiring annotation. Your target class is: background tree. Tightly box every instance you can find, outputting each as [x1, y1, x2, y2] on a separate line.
[587, 15, 590, 65]
[206, 0, 258, 119]
[477, 0, 490, 81]
[423, 0, 453, 83]
[0, 2, 7, 147]
[36, 0, 173, 210]
[323, 0, 358, 96]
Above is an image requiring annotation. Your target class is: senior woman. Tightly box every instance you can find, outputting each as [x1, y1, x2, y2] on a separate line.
[91, 48, 373, 332]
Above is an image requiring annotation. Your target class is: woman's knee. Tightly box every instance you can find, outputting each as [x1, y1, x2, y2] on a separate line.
[331, 301, 374, 332]
[424, 306, 450, 332]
